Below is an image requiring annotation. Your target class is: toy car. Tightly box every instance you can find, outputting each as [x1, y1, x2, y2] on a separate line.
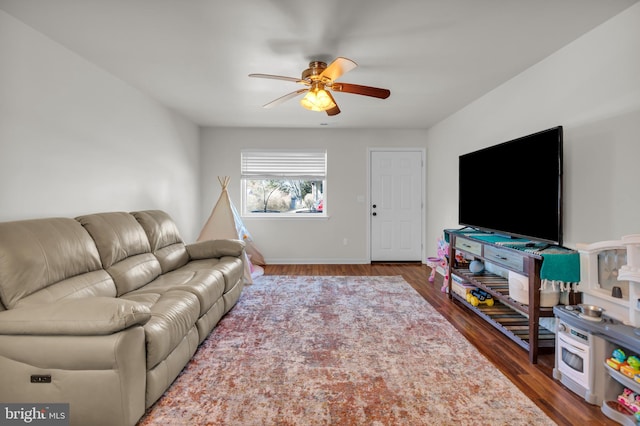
[466, 288, 494, 307]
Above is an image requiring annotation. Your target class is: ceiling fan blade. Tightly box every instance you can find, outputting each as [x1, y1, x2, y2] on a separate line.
[249, 73, 307, 84]
[262, 89, 308, 108]
[326, 106, 341, 116]
[319, 57, 357, 82]
[325, 91, 340, 116]
[332, 82, 390, 99]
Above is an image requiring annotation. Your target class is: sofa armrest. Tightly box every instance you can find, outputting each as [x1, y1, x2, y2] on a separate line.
[0, 297, 151, 335]
[0, 327, 147, 426]
[186, 239, 246, 260]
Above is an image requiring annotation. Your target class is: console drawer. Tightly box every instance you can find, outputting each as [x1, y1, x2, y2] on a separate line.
[454, 237, 482, 256]
[484, 245, 524, 273]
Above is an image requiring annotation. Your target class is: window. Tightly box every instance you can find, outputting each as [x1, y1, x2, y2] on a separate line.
[241, 150, 326, 216]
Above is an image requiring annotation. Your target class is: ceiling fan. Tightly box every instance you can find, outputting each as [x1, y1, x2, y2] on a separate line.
[249, 57, 390, 116]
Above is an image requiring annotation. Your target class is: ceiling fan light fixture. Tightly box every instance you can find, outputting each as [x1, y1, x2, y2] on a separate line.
[300, 82, 336, 112]
[249, 57, 389, 115]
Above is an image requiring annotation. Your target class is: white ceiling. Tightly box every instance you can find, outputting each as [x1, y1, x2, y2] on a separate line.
[1, 0, 637, 129]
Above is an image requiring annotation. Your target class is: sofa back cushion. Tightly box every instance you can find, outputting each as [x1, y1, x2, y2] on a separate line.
[0, 218, 115, 309]
[132, 210, 189, 273]
[77, 212, 161, 296]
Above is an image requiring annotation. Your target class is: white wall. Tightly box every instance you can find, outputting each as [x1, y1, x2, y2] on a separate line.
[200, 128, 428, 263]
[425, 3, 640, 251]
[0, 11, 202, 241]
[3, 3, 638, 258]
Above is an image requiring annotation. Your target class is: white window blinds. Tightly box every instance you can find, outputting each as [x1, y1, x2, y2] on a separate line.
[241, 150, 327, 180]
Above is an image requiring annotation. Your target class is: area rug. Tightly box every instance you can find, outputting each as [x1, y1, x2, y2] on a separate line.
[138, 275, 554, 425]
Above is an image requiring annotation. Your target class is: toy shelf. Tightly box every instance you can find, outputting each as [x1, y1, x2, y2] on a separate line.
[604, 363, 640, 394]
[450, 274, 555, 353]
[445, 230, 556, 363]
[602, 362, 640, 425]
[453, 267, 554, 316]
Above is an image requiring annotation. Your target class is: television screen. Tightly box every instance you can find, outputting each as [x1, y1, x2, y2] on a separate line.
[458, 126, 563, 245]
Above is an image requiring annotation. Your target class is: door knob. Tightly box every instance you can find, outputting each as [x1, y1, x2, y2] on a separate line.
[372, 204, 377, 208]
[372, 212, 377, 216]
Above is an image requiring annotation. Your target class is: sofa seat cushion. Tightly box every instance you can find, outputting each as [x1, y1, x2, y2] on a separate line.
[120, 290, 199, 369]
[123, 270, 225, 317]
[181, 257, 244, 293]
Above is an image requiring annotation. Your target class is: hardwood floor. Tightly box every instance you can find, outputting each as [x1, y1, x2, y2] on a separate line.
[263, 263, 616, 425]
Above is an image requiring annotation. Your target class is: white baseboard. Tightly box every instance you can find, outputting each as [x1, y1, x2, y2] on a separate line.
[265, 258, 370, 265]
[264, 258, 428, 265]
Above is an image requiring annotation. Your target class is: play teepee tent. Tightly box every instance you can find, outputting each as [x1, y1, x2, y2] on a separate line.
[197, 177, 265, 284]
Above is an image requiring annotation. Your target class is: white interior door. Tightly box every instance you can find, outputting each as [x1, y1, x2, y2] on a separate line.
[370, 150, 423, 261]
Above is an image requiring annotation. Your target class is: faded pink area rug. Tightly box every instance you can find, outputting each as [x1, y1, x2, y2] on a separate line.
[138, 275, 554, 425]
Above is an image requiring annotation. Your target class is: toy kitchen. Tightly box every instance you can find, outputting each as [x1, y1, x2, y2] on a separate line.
[553, 234, 640, 425]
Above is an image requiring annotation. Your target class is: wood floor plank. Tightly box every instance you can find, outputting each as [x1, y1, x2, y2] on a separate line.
[262, 263, 616, 425]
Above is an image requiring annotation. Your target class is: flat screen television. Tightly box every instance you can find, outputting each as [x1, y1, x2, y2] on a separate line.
[458, 126, 563, 245]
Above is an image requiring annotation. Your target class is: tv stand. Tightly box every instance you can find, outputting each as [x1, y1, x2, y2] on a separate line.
[444, 230, 556, 364]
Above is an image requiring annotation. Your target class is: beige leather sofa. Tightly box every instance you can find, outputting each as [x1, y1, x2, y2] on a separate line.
[0, 210, 245, 426]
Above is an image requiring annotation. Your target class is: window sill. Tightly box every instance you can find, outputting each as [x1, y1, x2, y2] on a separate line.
[241, 213, 330, 220]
